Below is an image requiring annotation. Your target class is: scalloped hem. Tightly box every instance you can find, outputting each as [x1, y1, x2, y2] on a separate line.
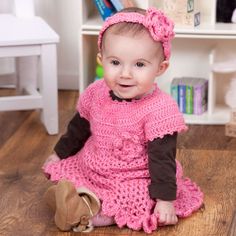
[43, 162, 204, 234]
[100, 178, 203, 234]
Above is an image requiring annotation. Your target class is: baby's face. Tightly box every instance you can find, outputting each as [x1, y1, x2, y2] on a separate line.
[100, 31, 167, 99]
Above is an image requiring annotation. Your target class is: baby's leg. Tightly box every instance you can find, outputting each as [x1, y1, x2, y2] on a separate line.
[91, 213, 115, 226]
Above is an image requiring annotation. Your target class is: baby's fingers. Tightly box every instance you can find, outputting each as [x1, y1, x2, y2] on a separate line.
[158, 213, 167, 226]
[158, 214, 178, 226]
[165, 214, 178, 225]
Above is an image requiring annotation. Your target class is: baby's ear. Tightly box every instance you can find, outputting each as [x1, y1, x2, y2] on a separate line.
[156, 60, 169, 76]
[97, 53, 102, 65]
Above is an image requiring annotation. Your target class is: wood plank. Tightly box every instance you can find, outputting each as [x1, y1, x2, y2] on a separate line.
[0, 110, 74, 236]
[0, 88, 31, 148]
[58, 90, 79, 111]
[175, 149, 236, 236]
[177, 125, 236, 151]
[0, 110, 31, 148]
[228, 211, 236, 236]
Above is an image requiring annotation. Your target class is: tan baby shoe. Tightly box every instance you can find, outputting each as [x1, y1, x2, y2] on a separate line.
[44, 179, 100, 232]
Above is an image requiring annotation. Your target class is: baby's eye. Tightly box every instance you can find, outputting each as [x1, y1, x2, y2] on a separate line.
[136, 62, 145, 67]
[111, 60, 120, 66]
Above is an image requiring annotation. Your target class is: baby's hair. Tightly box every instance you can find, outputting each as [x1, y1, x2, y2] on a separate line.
[101, 7, 164, 59]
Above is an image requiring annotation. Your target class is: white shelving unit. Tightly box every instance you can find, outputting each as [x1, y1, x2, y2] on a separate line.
[78, 0, 236, 125]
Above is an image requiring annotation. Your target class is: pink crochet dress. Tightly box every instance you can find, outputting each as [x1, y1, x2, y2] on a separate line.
[43, 80, 203, 233]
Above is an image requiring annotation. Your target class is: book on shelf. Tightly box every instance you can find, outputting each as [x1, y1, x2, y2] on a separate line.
[185, 78, 195, 114]
[170, 77, 208, 115]
[178, 78, 186, 113]
[193, 78, 208, 115]
[110, 0, 124, 11]
[93, 0, 136, 20]
[92, 0, 117, 20]
[170, 78, 179, 104]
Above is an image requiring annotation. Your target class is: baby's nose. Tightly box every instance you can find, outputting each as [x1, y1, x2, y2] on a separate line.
[120, 66, 132, 79]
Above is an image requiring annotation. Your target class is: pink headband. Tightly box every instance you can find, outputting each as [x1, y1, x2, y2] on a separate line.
[98, 7, 175, 60]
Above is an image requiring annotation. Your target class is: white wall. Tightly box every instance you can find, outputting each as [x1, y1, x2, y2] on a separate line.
[35, 0, 80, 89]
[0, 0, 80, 89]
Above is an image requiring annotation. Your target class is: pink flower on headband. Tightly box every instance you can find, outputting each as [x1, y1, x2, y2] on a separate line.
[144, 8, 175, 42]
[143, 8, 175, 59]
[98, 7, 175, 60]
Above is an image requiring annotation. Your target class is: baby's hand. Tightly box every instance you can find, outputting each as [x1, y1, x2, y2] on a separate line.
[154, 200, 178, 225]
[43, 153, 60, 167]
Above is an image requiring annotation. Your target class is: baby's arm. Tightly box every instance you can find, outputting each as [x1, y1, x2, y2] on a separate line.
[43, 112, 91, 167]
[148, 132, 178, 225]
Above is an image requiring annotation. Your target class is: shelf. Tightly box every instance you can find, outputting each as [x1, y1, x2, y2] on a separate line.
[81, 15, 236, 39]
[184, 106, 231, 124]
[81, 15, 103, 31]
[211, 60, 236, 73]
[175, 23, 236, 38]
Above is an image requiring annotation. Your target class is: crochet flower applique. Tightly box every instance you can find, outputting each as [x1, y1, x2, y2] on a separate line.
[112, 132, 146, 163]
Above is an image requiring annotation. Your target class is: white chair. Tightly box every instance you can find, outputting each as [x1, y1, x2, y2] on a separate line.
[0, 0, 59, 135]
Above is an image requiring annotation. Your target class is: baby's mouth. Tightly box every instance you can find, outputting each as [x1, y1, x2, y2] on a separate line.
[119, 84, 133, 88]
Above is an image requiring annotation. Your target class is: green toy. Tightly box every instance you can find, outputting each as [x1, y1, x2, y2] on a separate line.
[95, 64, 104, 79]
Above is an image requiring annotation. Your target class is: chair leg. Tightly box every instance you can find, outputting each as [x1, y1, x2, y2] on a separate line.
[39, 44, 58, 135]
[16, 56, 37, 94]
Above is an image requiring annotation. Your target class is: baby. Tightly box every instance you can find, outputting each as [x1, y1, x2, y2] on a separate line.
[43, 7, 203, 233]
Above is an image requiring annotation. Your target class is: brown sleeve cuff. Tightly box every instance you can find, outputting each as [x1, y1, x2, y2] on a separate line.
[149, 182, 177, 201]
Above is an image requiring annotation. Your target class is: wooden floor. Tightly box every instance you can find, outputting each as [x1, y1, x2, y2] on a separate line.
[0, 89, 235, 236]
